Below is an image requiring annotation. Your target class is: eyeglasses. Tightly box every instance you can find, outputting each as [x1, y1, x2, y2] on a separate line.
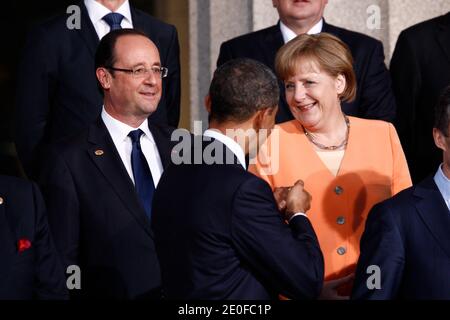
[105, 65, 168, 78]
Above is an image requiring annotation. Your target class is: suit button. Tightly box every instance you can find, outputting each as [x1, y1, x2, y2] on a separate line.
[336, 216, 345, 225]
[337, 246, 347, 255]
[0, 197, 3, 205]
[334, 186, 343, 195]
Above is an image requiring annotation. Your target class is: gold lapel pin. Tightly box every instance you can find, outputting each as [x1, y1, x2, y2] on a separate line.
[94, 149, 104, 156]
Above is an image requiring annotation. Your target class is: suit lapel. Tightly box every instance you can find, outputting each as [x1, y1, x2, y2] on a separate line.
[148, 124, 173, 169]
[87, 119, 154, 238]
[263, 23, 285, 69]
[414, 176, 450, 259]
[436, 12, 450, 64]
[76, 1, 100, 58]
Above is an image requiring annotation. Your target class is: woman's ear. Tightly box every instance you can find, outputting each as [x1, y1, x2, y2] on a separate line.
[335, 74, 347, 96]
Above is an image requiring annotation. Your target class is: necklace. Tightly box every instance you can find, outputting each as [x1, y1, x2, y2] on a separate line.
[302, 115, 350, 150]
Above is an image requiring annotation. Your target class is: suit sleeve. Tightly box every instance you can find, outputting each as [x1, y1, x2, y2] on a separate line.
[39, 148, 80, 274]
[163, 26, 181, 128]
[357, 40, 396, 122]
[351, 201, 405, 300]
[231, 176, 324, 299]
[31, 182, 68, 299]
[15, 26, 55, 178]
[390, 31, 420, 172]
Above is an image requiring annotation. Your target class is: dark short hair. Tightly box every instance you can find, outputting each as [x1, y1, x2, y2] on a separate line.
[434, 85, 450, 137]
[94, 28, 149, 94]
[275, 33, 356, 102]
[208, 58, 279, 123]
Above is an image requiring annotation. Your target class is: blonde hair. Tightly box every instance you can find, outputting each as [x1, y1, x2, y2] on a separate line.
[275, 32, 356, 102]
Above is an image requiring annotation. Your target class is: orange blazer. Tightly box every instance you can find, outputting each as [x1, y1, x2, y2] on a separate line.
[250, 117, 412, 281]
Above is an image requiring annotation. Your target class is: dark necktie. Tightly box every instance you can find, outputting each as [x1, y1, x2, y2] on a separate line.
[103, 12, 124, 31]
[128, 129, 155, 220]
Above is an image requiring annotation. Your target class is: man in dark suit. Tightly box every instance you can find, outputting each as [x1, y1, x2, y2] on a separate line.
[15, 0, 180, 178]
[352, 86, 450, 299]
[40, 29, 175, 299]
[217, 0, 395, 124]
[0, 176, 67, 299]
[390, 12, 450, 183]
[152, 59, 324, 299]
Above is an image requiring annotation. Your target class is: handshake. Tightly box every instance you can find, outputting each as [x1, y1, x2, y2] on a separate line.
[273, 180, 312, 221]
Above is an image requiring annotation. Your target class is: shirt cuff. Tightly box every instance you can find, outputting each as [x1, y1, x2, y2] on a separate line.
[288, 212, 307, 223]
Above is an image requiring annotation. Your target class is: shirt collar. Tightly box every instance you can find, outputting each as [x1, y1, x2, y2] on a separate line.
[101, 106, 155, 145]
[203, 129, 246, 170]
[434, 164, 450, 211]
[84, 0, 132, 26]
[279, 18, 323, 43]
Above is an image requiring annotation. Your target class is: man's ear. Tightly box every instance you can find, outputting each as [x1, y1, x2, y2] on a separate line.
[204, 95, 212, 114]
[335, 74, 346, 96]
[96, 68, 111, 90]
[433, 127, 448, 152]
[253, 106, 277, 129]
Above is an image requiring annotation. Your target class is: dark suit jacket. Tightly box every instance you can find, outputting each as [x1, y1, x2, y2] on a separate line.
[390, 12, 450, 183]
[352, 175, 450, 299]
[15, 1, 180, 178]
[217, 21, 396, 124]
[152, 138, 324, 299]
[0, 175, 67, 299]
[39, 118, 175, 299]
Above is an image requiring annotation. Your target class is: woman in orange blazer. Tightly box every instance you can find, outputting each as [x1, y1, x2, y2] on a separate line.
[250, 33, 412, 298]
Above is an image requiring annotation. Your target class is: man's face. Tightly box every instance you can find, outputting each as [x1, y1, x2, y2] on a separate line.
[433, 123, 450, 178]
[107, 35, 162, 119]
[272, 0, 328, 24]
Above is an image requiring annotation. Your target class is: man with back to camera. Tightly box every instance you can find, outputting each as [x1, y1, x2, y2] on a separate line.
[152, 58, 324, 299]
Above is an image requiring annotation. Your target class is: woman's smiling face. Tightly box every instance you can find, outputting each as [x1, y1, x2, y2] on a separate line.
[284, 58, 345, 130]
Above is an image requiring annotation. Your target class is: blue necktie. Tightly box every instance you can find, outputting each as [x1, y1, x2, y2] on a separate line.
[128, 129, 155, 220]
[103, 12, 124, 31]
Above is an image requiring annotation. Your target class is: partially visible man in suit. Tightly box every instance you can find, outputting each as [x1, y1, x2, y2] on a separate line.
[0, 176, 67, 299]
[40, 29, 175, 299]
[15, 0, 180, 178]
[217, 0, 395, 124]
[390, 12, 450, 183]
[352, 85, 450, 300]
[152, 58, 324, 299]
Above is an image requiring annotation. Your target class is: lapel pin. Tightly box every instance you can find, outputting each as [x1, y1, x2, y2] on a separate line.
[94, 149, 104, 156]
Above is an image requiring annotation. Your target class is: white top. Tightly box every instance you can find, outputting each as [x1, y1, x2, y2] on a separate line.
[101, 107, 163, 186]
[279, 18, 323, 43]
[434, 164, 450, 212]
[84, 0, 133, 39]
[316, 150, 345, 177]
[203, 129, 247, 170]
[203, 129, 306, 221]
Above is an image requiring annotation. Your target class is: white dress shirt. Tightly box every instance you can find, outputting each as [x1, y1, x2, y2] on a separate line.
[84, 0, 133, 40]
[203, 129, 247, 170]
[279, 18, 323, 43]
[203, 129, 306, 220]
[101, 107, 163, 187]
[434, 164, 450, 212]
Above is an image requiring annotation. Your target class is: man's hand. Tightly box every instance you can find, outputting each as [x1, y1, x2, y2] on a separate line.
[284, 180, 312, 221]
[319, 273, 355, 300]
[273, 187, 290, 211]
